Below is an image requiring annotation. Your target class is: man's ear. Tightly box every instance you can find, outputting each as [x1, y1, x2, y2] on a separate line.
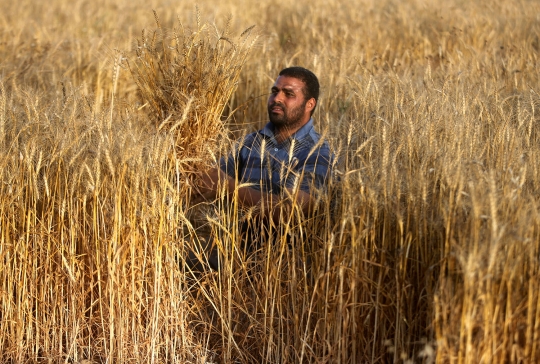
[306, 98, 316, 113]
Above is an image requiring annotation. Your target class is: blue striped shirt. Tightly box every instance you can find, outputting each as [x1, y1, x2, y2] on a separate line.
[220, 118, 332, 195]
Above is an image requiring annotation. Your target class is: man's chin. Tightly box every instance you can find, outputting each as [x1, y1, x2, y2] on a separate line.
[269, 116, 287, 126]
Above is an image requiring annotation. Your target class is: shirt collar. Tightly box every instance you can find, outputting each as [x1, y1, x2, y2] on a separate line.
[260, 118, 314, 141]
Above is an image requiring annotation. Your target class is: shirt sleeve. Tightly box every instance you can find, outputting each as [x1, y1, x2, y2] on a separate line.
[219, 152, 237, 178]
[295, 145, 333, 194]
[219, 134, 254, 179]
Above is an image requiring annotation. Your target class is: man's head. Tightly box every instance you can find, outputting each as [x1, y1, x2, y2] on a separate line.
[267, 67, 320, 131]
[278, 67, 320, 109]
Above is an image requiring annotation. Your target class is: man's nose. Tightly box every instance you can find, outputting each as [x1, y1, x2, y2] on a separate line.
[273, 91, 284, 103]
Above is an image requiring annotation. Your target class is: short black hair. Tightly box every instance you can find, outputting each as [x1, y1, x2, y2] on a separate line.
[278, 66, 320, 106]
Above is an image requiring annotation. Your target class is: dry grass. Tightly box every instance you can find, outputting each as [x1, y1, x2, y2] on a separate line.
[1, 0, 540, 362]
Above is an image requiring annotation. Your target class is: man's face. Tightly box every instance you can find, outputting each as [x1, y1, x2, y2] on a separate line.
[267, 76, 313, 129]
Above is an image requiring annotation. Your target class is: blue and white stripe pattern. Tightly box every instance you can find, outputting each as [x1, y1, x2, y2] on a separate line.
[220, 118, 332, 195]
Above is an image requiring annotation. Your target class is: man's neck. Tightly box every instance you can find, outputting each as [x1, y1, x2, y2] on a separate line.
[274, 126, 297, 144]
[273, 119, 310, 144]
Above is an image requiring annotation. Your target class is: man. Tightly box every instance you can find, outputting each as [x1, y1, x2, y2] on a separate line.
[191, 67, 332, 270]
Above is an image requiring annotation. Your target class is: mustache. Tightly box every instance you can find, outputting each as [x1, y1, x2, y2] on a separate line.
[269, 102, 285, 109]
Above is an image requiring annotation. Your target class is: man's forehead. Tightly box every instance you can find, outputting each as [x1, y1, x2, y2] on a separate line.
[273, 75, 305, 89]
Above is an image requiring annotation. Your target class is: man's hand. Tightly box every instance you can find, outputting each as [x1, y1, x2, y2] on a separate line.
[192, 167, 235, 204]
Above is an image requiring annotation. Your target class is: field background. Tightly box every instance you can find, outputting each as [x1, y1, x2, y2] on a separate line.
[1, 0, 540, 362]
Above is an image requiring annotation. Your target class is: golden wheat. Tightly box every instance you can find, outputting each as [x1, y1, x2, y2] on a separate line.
[0, 0, 539, 362]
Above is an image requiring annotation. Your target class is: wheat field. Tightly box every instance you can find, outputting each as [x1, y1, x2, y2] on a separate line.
[1, 0, 540, 362]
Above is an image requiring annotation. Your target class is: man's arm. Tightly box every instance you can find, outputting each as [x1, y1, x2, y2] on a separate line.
[193, 167, 313, 223]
